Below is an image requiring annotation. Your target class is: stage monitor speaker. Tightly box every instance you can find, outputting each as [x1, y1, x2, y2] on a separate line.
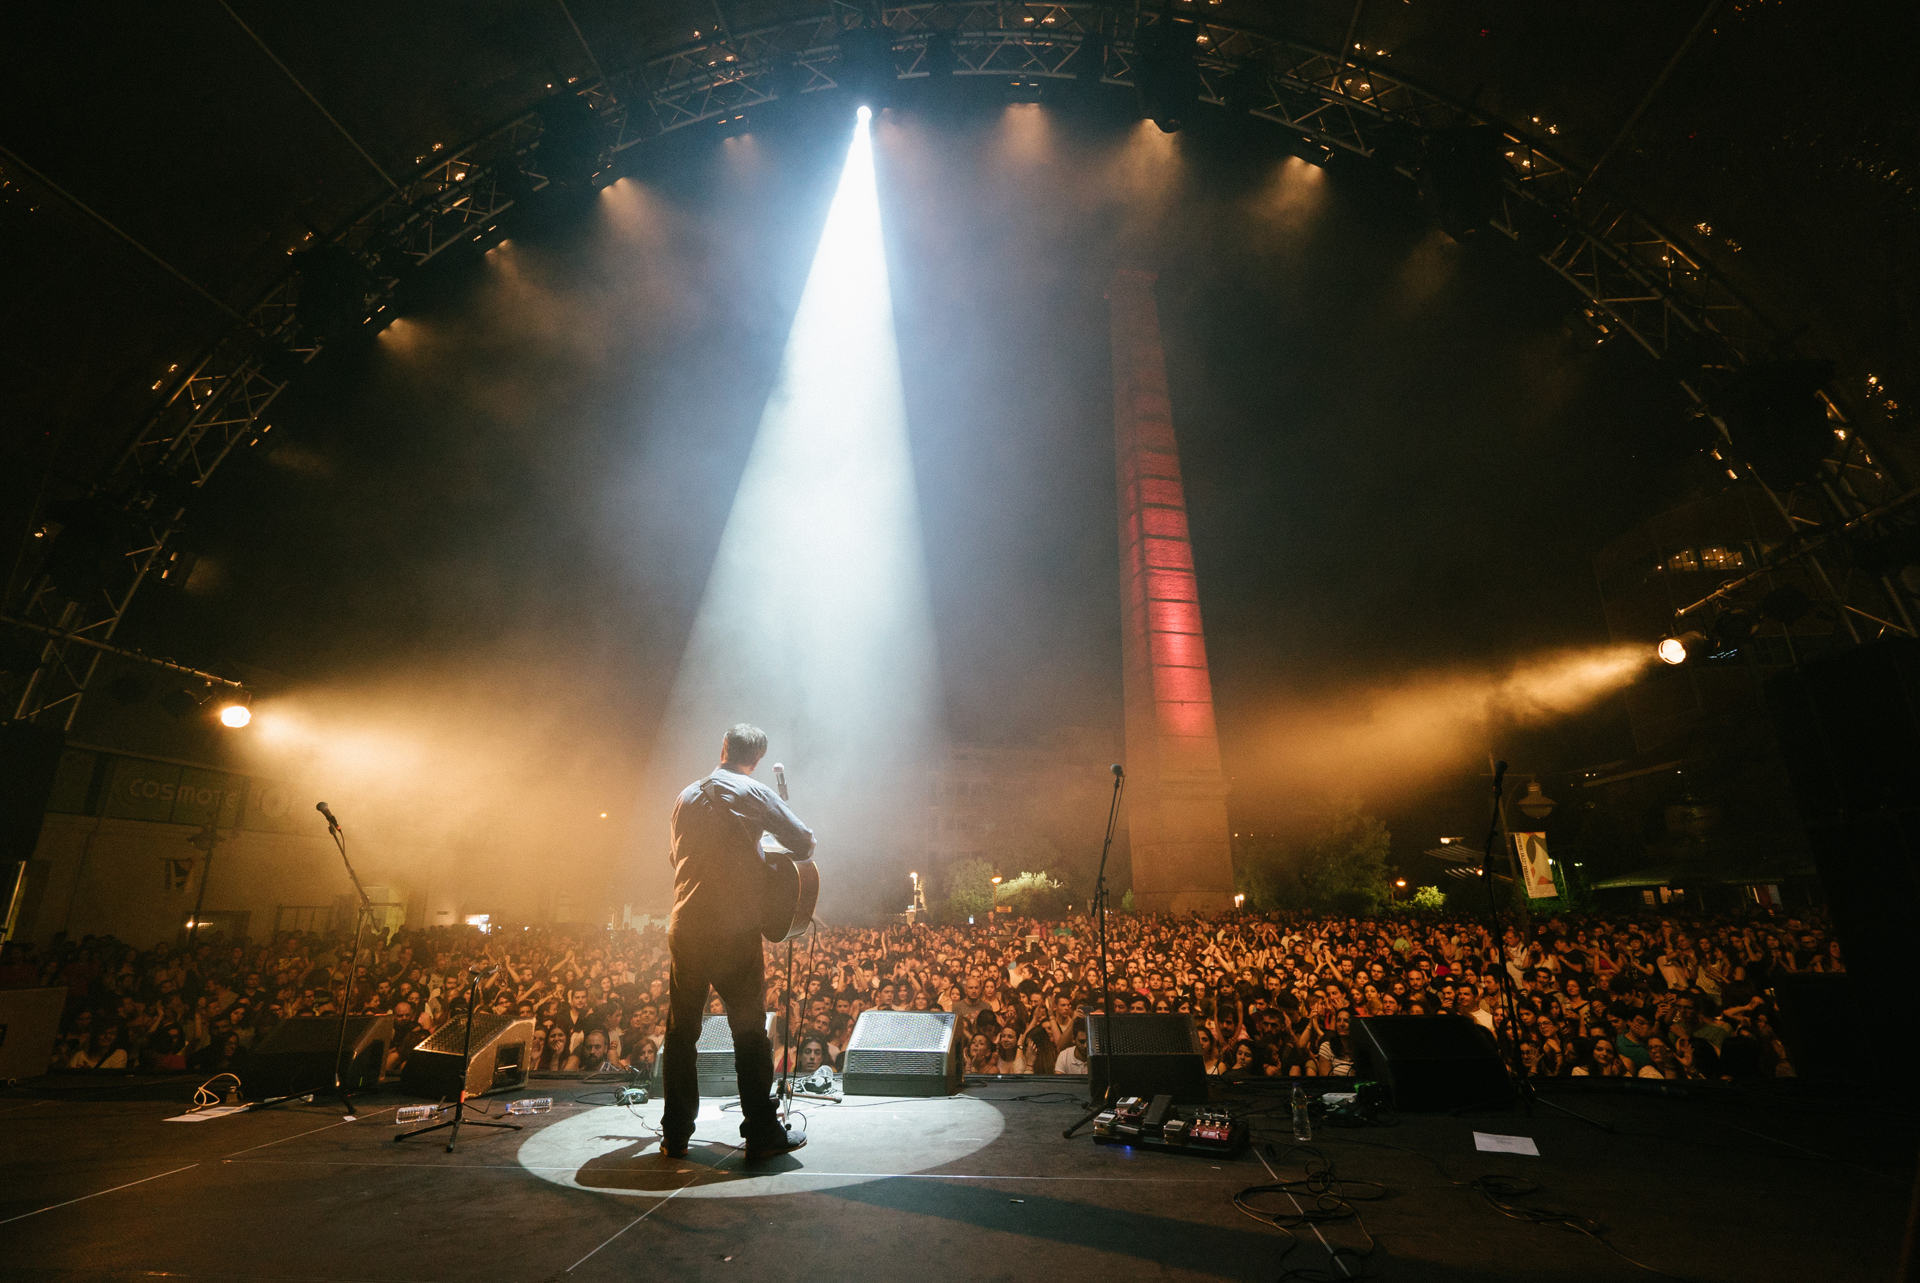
[243, 1015, 392, 1099]
[0, 987, 67, 1081]
[842, 1010, 961, 1097]
[1772, 972, 1859, 1085]
[1088, 1012, 1208, 1104]
[1351, 1015, 1511, 1112]
[400, 1014, 533, 1100]
[694, 1012, 778, 1095]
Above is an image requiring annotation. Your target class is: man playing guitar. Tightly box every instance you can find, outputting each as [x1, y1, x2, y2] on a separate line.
[663, 723, 814, 1158]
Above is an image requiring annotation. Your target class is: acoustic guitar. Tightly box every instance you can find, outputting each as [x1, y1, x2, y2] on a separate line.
[758, 762, 819, 943]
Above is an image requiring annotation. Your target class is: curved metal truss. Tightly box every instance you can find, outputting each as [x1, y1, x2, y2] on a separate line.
[10, 1, 1913, 727]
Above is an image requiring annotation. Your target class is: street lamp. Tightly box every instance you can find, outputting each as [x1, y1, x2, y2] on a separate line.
[1517, 781, 1556, 822]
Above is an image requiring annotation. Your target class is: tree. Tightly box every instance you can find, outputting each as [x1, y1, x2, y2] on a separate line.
[937, 857, 996, 924]
[996, 870, 1068, 919]
[1410, 884, 1447, 912]
[1234, 799, 1393, 914]
[1298, 800, 1393, 914]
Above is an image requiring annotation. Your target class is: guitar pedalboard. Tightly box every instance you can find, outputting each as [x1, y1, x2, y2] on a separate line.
[1092, 1095, 1248, 1156]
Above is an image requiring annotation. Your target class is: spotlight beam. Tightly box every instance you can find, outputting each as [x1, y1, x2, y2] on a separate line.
[652, 109, 939, 889]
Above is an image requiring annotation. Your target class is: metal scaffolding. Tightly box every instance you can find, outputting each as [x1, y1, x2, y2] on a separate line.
[9, 2, 1911, 728]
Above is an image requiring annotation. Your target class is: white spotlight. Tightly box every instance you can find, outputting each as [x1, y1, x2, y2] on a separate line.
[218, 694, 253, 728]
[857, 104, 873, 122]
[1656, 637, 1686, 666]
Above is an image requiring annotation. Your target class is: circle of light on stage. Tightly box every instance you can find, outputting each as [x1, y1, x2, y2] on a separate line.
[218, 698, 252, 728]
[516, 1094, 1004, 1200]
[1657, 636, 1689, 665]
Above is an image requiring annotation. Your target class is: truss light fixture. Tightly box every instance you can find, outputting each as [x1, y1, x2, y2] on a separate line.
[217, 690, 253, 728]
[1657, 631, 1706, 665]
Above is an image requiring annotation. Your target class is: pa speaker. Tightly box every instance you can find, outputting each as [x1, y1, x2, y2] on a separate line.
[1351, 1015, 1511, 1112]
[243, 1015, 391, 1099]
[0, 987, 67, 1082]
[694, 1012, 777, 1095]
[0, 721, 63, 865]
[400, 1014, 533, 1100]
[1765, 638, 1920, 1084]
[1088, 1012, 1208, 1104]
[842, 1010, 960, 1097]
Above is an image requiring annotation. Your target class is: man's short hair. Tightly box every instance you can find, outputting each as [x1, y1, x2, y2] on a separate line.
[722, 723, 769, 766]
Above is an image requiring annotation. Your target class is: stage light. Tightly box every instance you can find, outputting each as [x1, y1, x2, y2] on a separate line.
[857, 104, 872, 122]
[1657, 632, 1705, 665]
[217, 691, 253, 728]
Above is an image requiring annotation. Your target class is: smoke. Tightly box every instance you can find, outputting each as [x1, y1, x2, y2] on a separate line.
[235, 653, 635, 916]
[1254, 642, 1653, 801]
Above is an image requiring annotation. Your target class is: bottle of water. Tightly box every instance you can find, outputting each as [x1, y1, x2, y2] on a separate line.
[506, 1097, 553, 1115]
[394, 1103, 441, 1124]
[1291, 1085, 1312, 1141]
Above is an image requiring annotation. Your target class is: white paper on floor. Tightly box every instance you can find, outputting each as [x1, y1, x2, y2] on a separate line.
[165, 1105, 248, 1123]
[1472, 1131, 1540, 1156]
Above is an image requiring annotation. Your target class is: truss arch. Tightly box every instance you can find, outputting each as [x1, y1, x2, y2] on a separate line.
[9, 2, 1911, 727]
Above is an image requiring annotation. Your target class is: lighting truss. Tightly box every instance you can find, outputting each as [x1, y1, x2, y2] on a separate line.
[9, 0, 1912, 727]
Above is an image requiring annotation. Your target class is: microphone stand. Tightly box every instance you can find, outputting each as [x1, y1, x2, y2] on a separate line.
[249, 811, 374, 1118]
[1478, 761, 1607, 1132]
[394, 968, 521, 1152]
[1063, 766, 1125, 1140]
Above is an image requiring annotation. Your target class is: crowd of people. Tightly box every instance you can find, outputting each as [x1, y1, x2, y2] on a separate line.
[5, 906, 1839, 1086]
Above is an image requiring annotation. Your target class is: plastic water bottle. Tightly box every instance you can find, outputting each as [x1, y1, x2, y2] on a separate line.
[506, 1097, 553, 1115]
[1291, 1085, 1312, 1141]
[394, 1103, 441, 1124]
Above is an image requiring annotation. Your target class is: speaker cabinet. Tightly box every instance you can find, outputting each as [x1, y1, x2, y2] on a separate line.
[694, 1012, 777, 1095]
[1351, 1015, 1511, 1112]
[400, 1014, 533, 1100]
[1765, 638, 1920, 1084]
[0, 987, 67, 1081]
[1088, 1012, 1209, 1104]
[842, 1010, 961, 1097]
[243, 1015, 392, 1099]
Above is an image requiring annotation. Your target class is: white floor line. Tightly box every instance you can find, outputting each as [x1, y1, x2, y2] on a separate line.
[563, 1144, 744, 1273]
[1256, 1145, 1355, 1280]
[0, 1163, 199, 1226]
[221, 1154, 1230, 1183]
[221, 1109, 387, 1158]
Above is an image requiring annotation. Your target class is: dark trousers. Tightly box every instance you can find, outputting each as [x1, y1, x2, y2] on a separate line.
[663, 922, 777, 1138]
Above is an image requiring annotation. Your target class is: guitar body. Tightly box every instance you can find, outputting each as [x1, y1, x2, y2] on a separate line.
[759, 852, 819, 943]
[758, 761, 818, 942]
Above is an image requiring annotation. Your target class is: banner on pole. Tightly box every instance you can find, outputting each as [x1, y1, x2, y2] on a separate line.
[1513, 832, 1558, 899]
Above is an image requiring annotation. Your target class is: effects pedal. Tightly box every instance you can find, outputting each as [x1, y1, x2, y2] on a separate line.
[1092, 1097, 1248, 1156]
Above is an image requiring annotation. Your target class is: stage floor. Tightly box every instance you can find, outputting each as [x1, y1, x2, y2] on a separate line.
[1, 1075, 1910, 1281]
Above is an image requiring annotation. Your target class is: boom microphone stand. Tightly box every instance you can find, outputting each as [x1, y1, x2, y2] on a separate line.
[1064, 763, 1125, 1140]
[394, 966, 521, 1152]
[1478, 761, 1606, 1131]
[249, 802, 374, 1118]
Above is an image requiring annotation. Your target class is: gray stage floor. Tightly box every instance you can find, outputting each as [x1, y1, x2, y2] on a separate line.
[1, 1075, 1911, 1281]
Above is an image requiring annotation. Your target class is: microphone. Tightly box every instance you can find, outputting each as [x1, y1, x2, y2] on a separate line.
[315, 801, 340, 831]
[772, 763, 786, 785]
[1111, 764, 1125, 778]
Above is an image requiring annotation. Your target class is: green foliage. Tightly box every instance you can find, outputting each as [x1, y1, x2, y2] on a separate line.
[995, 870, 1068, 919]
[1233, 799, 1394, 914]
[1410, 884, 1447, 912]
[938, 857, 996, 923]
